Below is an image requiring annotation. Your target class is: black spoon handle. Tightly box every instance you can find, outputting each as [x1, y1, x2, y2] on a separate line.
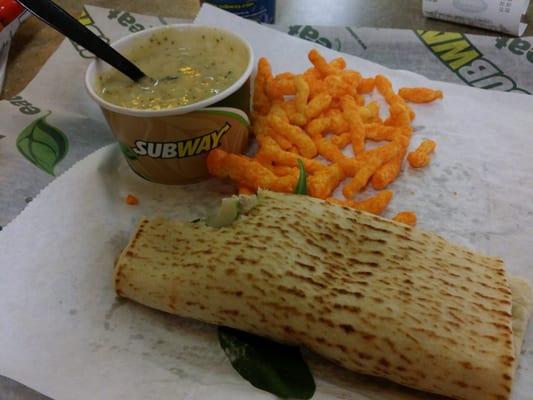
[17, 0, 145, 82]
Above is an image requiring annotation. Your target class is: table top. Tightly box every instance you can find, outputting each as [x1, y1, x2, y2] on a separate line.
[1, 1, 531, 399]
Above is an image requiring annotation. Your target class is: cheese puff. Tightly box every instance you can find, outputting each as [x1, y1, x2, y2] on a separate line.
[306, 116, 331, 139]
[266, 77, 296, 98]
[308, 49, 339, 76]
[304, 66, 322, 80]
[357, 107, 372, 122]
[305, 92, 333, 119]
[342, 70, 362, 89]
[269, 106, 317, 158]
[392, 211, 417, 226]
[329, 98, 343, 110]
[357, 77, 376, 94]
[308, 163, 345, 199]
[206, 149, 297, 192]
[286, 75, 310, 126]
[275, 72, 295, 80]
[370, 155, 403, 190]
[251, 114, 270, 137]
[342, 155, 384, 198]
[258, 136, 326, 173]
[254, 150, 272, 165]
[269, 132, 293, 150]
[364, 123, 398, 141]
[315, 137, 347, 163]
[289, 113, 308, 127]
[239, 186, 256, 195]
[340, 95, 358, 112]
[330, 132, 351, 148]
[256, 127, 292, 150]
[365, 101, 381, 123]
[355, 190, 393, 214]
[270, 165, 298, 176]
[355, 95, 365, 106]
[280, 100, 307, 126]
[253, 58, 273, 115]
[325, 109, 349, 134]
[288, 147, 300, 154]
[358, 103, 381, 123]
[341, 95, 366, 155]
[294, 75, 310, 114]
[407, 139, 436, 168]
[206, 147, 232, 176]
[385, 103, 411, 129]
[254, 115, 293, 150]
[328, 190, 393, 215]
[303, 67, 326, 97]
[375, 74, 395, 100]
[269, 102, 289, 121]
[343, 142, 401, 197]
[370, 130, 411, 190]
[337, 158, 358, 177]
[329, 57, 346, 70]
[325, 74, 354, 98]
[399, 87, 443, 103]
[376, 75, 416, 121]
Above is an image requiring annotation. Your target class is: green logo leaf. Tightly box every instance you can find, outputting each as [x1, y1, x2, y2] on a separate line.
[218, 327, 315, 399]
[294, 159, 308, 195]
[16, 112, 69, 176]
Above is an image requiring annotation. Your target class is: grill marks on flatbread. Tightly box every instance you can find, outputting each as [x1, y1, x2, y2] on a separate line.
[115, 190, 531, 400]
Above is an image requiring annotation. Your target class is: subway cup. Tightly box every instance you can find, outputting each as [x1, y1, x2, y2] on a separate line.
[85, 25, 253, 184]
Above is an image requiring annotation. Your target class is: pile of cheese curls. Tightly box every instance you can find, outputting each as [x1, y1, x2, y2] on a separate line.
[207, 49, 443, 226]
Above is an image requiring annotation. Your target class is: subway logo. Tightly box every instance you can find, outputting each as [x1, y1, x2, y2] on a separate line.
[416, 31, 528, 94]
[132, 123, 230, 159]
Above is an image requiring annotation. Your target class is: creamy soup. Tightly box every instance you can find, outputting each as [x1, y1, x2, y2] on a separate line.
[96, 28, 249, 110]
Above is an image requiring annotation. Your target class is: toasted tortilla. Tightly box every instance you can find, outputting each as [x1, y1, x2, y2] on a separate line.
[114, 190, 532, 400]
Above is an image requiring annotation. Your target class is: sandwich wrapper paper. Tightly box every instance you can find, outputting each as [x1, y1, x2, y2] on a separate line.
[1, 4, 533, 399]
[422, 0, 531, 36]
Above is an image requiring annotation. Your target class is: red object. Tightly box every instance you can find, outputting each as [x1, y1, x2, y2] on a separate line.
[126, 194, 139, 205]
[0, 0, 24, 26]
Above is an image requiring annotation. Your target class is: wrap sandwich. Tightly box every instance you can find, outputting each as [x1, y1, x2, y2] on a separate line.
[114, 190, 532, 400]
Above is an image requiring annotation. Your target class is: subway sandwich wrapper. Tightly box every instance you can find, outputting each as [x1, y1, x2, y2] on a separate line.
[0, 4, 533, 400]
[422, 0, 531, 36]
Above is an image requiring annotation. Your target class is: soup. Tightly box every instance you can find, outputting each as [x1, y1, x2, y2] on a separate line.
[96, 27, 249, 110]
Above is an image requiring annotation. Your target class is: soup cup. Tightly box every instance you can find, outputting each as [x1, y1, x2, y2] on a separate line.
[85, 24, 253, 184]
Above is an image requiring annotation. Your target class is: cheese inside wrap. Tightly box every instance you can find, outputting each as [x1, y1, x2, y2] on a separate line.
[114, 190, 532, 400]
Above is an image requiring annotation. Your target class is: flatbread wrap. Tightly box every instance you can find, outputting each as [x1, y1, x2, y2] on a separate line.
[114, 190, 532, 400]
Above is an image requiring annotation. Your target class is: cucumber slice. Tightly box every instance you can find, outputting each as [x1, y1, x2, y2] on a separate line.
[205, 197, 240, 228]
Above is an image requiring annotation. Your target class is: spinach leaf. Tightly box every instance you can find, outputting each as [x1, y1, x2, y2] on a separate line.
[218, 327, 315, 399]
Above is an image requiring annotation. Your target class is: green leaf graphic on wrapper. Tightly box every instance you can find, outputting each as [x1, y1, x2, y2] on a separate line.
[16, 112, 69, 176]
[219, 327, 316, 399]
